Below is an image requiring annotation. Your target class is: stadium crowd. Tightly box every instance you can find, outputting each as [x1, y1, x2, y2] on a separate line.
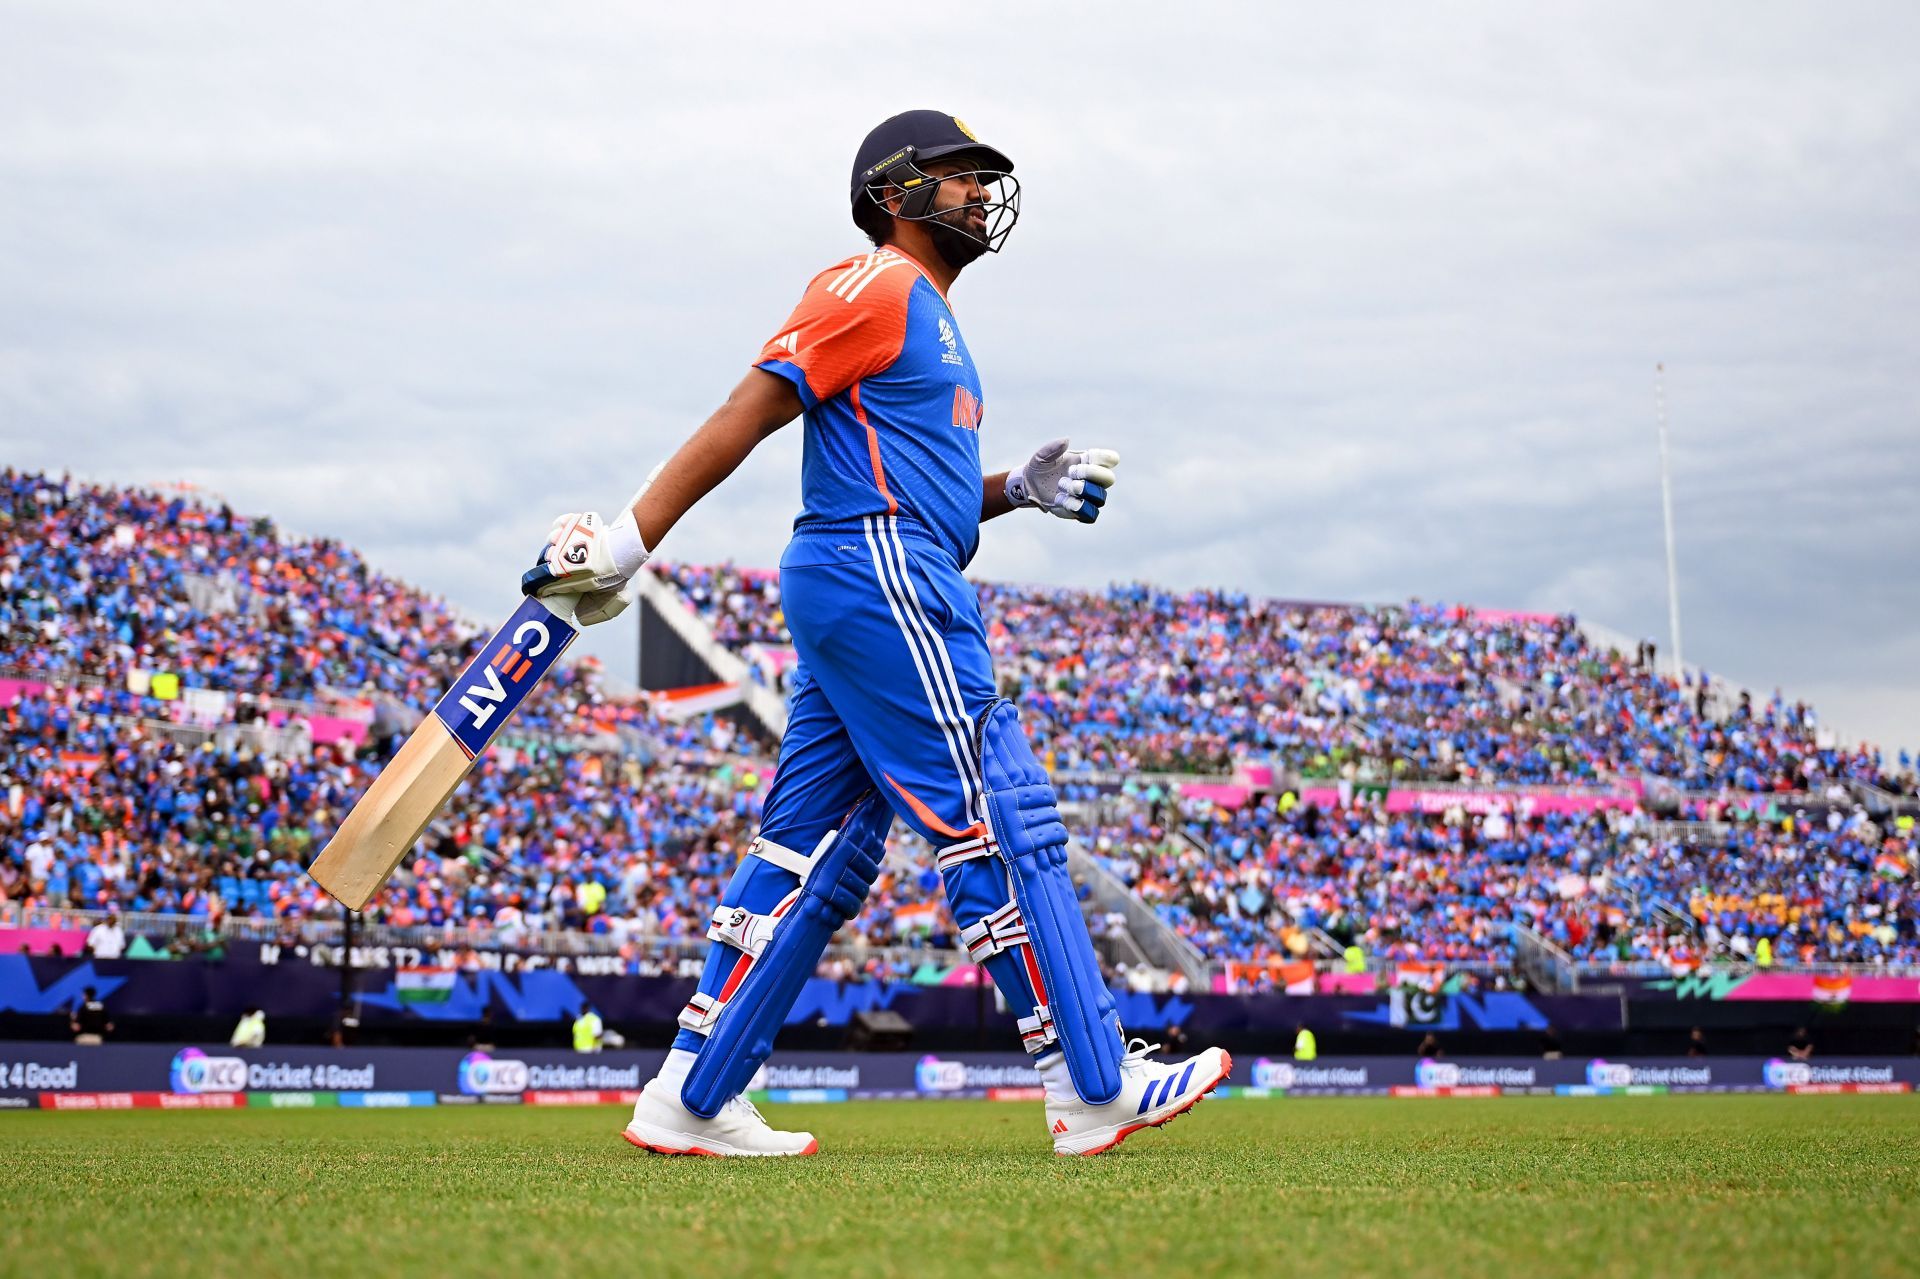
[2, 471, 1915, 976]
[652, 563, 1919, 798]
[1081, 787, 1918, 974]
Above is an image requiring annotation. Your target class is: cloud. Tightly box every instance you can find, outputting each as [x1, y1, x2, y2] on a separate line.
[1, 1, 1915, 752]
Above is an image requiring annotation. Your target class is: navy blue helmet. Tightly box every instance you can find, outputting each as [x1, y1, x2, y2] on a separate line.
[849, 110, 1020, 254]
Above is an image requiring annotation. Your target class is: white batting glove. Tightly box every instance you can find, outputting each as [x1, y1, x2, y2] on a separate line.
[521, 465, 661, 624]
[534, 507, 650, 595]
[1004, 438, 1120, 524]
[573, 577, 639, 627]
[530, 522, 643, 626]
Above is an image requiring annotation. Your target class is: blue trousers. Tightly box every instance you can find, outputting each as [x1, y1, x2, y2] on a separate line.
[672, 517, 1058, 1058]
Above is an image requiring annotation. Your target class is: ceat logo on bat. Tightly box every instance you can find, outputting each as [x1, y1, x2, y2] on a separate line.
[432, 596, 577, 758]
[457, 1051, 531, 1096]
[170, 1047, 248, 1094]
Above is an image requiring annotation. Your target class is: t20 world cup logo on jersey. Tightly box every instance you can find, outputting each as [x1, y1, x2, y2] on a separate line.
[937, 315, 963, 366]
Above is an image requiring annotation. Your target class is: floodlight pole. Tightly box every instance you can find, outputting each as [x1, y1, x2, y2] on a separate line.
[1654, 364, 1684, 677]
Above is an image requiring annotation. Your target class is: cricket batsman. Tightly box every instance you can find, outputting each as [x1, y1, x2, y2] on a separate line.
[524, 110, 1231, 1156]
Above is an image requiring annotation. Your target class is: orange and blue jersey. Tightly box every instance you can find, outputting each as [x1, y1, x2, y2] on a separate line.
[754, 245, 986, 567]
[673, 243, 1080, 1071]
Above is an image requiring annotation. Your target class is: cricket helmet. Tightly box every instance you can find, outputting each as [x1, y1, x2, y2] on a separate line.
[850, 110, 1020, 253]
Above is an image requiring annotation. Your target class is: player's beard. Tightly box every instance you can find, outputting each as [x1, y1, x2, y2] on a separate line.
[926, 206, 990, 270]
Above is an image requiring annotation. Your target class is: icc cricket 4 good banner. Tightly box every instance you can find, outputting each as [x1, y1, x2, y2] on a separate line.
[7, 1047, 1917, 1109]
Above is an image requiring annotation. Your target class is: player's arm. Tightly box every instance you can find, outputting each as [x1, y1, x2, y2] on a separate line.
[984, 439, 1121, 525]
[532, 259, 894, 613]
[632, 369, 802, 548]
[524, 370, 800, 619]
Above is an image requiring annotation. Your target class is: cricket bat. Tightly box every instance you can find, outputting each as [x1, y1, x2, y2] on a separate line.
[306, 589, 582, 911]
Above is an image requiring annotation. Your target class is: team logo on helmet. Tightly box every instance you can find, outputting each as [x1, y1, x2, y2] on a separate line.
[952, 117, 977, 141]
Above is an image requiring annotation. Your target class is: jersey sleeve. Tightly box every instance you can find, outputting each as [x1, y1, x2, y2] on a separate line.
[754, 254, 915, 409]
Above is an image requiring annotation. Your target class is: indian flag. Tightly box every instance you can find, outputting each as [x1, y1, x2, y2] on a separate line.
[1394, 961, 1445, 993]
[1875, 852, 1908, 880]
[892, 902, 942, 937]
[1280, 960, 1317, 996]
[650, 682, 745, 723]
[1812, 973, 1853, 1005]
[396, 967, 458, 1004]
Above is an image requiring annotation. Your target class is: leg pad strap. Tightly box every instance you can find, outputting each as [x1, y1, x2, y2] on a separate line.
[960, 900, 1029, 962]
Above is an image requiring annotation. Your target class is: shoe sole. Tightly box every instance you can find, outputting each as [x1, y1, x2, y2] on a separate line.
[621, 1126, 819, 1158]
[1055, 1051, 1233, 1157]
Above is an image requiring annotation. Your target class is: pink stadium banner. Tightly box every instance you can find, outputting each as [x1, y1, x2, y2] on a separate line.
[1469, 607, 1562, 626]
[749, 644, 799, 675]
[1723, 973, 1920, 1002]
[0, 676, 47, 707]
[265, 707, 368, 748]
[0, 927, 90, 956]
[1180, 782, 1251, 808]
[1297, 786, 1637, 815]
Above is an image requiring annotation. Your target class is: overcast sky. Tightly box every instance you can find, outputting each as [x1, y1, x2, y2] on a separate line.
[2, 2, 1915, 757]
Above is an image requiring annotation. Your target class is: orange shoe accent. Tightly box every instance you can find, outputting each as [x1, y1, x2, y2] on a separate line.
[1052, 1118, 1068, 1135]
[622, 1129, 725, 1157]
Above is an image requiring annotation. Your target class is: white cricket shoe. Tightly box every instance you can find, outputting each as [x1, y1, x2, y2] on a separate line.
[1045, 1039, 1232, 1156]
[621, 1057, 818, 1158]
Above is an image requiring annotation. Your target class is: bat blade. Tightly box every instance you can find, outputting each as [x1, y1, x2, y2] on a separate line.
[307, 593, 578, 910]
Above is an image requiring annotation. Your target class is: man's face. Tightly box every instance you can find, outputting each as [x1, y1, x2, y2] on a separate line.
[895, 155, 1004, 269]
[920, 157, 994, 242]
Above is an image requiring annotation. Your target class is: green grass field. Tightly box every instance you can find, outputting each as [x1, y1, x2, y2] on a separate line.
[4, 1095, 1917, 1278]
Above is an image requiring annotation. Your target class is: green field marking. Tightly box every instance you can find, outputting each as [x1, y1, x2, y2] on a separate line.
[1, 1096, 1916, 1279]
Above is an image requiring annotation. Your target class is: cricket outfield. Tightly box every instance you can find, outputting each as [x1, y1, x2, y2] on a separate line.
[3, 1095, 1915, 1278]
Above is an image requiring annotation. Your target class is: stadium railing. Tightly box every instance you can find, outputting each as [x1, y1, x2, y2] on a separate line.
[1851, 777, 1920, 817]
[1515, 924, 1580, 992]
[11, 903, 1917, 982]
[0, 902, 971, 974]
[1064, 840, 1213, 991]
[0, 664, 372, 726]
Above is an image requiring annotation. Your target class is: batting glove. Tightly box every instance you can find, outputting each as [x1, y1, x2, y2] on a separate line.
[1005, 438, 1120, 524]
[572, 578, 639, 627]
[527, 507, 650, 596]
